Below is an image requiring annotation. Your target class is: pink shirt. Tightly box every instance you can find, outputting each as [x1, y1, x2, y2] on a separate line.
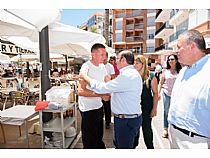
[162, 69, 177, 96]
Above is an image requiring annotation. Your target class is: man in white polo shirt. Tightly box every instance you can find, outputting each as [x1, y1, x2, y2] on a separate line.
[78, 43, 108, 149]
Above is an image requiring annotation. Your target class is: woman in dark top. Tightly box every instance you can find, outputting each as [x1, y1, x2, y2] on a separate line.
[134, 55, 159, 149]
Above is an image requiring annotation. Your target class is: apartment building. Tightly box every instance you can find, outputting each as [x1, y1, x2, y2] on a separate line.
[86, 12, 104, 34]
[112, 9, 146, 54]
[80, 22, 87, 31]
[155, 9, 210, 67]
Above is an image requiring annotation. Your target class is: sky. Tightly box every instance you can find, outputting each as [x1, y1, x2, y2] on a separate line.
[60, 9, 104, 27]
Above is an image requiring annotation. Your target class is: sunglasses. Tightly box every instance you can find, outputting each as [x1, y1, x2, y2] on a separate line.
[168, 58, 175, 61]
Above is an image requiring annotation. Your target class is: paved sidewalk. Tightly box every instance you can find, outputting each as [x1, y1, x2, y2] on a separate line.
[0, 100, 170, 149]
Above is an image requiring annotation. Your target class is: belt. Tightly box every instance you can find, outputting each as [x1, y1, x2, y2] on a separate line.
[172, 124, 206, 138]
[114, 114, 141, 119]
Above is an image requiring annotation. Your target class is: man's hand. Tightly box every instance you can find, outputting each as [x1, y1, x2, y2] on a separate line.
[102, 94, 111, 101]
[79, 72, 91, 84]
[104, 75, 111, 82]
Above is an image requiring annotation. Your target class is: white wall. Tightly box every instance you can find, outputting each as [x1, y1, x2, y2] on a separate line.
[188, 9, 209, 30]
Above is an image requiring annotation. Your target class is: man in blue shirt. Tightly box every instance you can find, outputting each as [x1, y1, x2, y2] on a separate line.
[168, 30, 210, 149]
[80, 50, 143, 148]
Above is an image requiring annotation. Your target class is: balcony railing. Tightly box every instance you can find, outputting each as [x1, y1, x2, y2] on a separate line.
[134, 23, 144, 29]
[115, 13, 126, 18]
[126, 24, 134, 30]
[169, 29, 187, 42]
[155, 22, 173, 35]
[126, 23, 144, 30]
[155, 43, 172, 52]
[126, 10, 142, 18]
[126, 36, 144, 42]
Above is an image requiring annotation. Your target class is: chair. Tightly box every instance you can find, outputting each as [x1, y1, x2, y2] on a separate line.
[10, 91, 25, 106]
[1, 92, 11, 110]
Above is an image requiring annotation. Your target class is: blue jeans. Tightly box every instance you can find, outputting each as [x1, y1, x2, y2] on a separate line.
[114, 115, 142, 149]
[161, 91, 171, 129]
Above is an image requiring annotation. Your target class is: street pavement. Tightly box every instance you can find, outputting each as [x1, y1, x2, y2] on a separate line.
[0, 99, 170, 149]
[72, 99, 170, 149]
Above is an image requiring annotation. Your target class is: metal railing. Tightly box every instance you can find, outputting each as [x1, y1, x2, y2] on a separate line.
[126, 36, 144, 42]
[126, 24, 134, 30]
[155, 22, 173, 35]
[169, 29, 187, 42]
[126, 23, 144, 30]
[134, 23, 144, 29]
[155, 43, 172, 51]
[126, 10, 142, 18]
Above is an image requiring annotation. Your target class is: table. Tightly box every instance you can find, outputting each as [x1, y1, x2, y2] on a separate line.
[0, 105, 38, 148]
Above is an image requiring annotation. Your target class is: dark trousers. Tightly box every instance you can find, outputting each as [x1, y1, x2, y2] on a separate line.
[134, 106, 154, 149]
[102, 100, 111, 125]
[80, 107, 106, 149]
[142, 111, 154, 149]
[134, 105, 154, 149]
[114, 115, 142, 149]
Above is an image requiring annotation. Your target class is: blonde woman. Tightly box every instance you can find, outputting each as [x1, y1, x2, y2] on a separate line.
[134, 55, 158, 149]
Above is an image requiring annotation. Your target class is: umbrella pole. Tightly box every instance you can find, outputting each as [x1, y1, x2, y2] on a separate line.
[39, 26, 51, 100]
[20, 53, 24, 86]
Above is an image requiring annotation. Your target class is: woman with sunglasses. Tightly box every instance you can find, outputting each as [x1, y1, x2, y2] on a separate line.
[158, 54, 182, 138]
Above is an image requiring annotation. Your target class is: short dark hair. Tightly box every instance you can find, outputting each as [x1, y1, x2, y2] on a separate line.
[120, 50, 134, 65]
[181, 30, 206, 53]
[91, 43, 105, 52]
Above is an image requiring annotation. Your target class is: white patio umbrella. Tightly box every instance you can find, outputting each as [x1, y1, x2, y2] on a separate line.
[0, 53, 11, 63]
[48, 22, 105, 46]
[4, 22, 106, 58]
[10, 53, 64, 62]
[0, 9, 61, 100]
[10, 54, 38, 62]
[0, 9, 61, 37]
[50, 42, 91, 58]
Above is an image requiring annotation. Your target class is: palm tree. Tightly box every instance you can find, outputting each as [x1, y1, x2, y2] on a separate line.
[90, 26, 97, 33]
[104, 9, 109, 46]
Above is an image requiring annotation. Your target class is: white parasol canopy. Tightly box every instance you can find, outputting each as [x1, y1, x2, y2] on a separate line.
[0, 9, 61, 34]
[0, 53, 10, 63]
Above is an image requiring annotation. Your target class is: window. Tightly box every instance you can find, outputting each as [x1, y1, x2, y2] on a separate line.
[116, 32, 122, 42]
[147, 29, 155, 39]
[116, 21, 123, 30]
[147, 16, 155, 26]
[147, 47, 155, 52]
[147, 9, 156, 13]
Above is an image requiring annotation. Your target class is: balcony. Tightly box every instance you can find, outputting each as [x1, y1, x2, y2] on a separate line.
[155, 9, 172, 22]
[126, 10, 143, 18]
[169, 9, 189, 25]
[134, 23, 144, 29]
[115, 13, 126, 18]
[155, 22, 174, 39]
[126, 24, 134, 30]
[170, 9, 180, 19]
[169, 29, 187, 43]
[126, 35, 144, 42]
[155, 43, 172, 52]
